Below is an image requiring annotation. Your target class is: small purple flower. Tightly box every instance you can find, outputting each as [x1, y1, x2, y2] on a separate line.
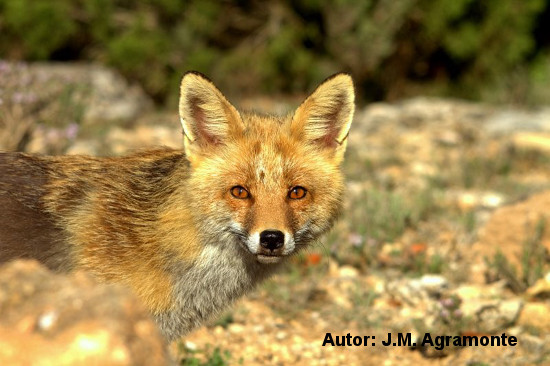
[440, 309, 450, 319]
[453, 309, 463, 318]
[440, 298, 454, 308]
[65, 123, 79, 140]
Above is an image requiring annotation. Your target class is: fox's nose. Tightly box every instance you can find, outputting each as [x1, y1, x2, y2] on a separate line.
[259, 230, 285, 251]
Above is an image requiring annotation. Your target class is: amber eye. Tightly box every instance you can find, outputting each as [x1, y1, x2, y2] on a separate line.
[230, 186, 250, 199]
[288, 186, 307, 199]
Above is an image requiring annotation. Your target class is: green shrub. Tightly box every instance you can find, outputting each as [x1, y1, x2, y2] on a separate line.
[0, 0, 548, 104]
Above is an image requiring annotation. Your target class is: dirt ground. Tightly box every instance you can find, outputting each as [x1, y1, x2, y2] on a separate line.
[2, 63, 550, 365]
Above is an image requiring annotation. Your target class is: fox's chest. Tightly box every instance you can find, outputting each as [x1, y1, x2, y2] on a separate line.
[155, 242, 279, 340]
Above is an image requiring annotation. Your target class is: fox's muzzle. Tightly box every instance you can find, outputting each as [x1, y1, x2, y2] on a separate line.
[259, 230, 284, 251]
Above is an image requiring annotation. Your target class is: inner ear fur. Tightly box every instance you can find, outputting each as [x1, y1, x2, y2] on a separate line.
[179, 72, 243, 148]
[291, 73, 355, 151]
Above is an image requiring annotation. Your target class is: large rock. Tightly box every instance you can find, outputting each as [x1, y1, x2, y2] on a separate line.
[0, 60, 153, 153]
[472, 191, 550, 270]
[0, 260, 168, 365]
[25, 62, 154, 124]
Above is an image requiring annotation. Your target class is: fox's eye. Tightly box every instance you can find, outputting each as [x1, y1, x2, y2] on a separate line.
[288, 186, 307, 199]
[230, 186, 250, 199]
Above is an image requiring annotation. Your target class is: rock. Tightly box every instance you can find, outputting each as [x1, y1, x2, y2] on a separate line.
[184, 341, 197, 351]
[447, 189, 506, 211]
[106, 124, 182, 155]
[484, 108, 550, 135]
[512, 132, 550, 154]
[30, 62, 154, 124]
[337, 265, 360, 278]
[228, 324, 245, 334]
[0, 61, 154, 153]
[355, 102, 400, 132]
[418, 274, 449, 295]
[516, 333, 546, 355]
[472, 191, 550, 271]
[386, 275, 448, 306]
[0, 260, 168, 365]
[525, 272, 550, 299]
[461, 299, 523, 333]
[453, 283, 505, 300]
[517, 302, 550, 331]
[435, 129, 462, 146]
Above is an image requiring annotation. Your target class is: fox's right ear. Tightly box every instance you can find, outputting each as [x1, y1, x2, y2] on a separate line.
[179, 72, 244, 159]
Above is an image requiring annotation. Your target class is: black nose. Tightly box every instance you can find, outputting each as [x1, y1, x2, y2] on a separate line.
[259, 230, 285, 251]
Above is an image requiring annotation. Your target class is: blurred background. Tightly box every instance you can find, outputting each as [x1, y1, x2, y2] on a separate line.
[1, 1, 550, 365]
[1, 0, 550, 105]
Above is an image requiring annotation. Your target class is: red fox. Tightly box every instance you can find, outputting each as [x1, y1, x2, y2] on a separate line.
[0, 72, 355, 340]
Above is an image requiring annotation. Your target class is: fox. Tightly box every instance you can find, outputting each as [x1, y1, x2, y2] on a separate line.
[0, 72, 355, 340]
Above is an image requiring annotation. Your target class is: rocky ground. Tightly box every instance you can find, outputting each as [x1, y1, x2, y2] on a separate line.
[0, 260, 168, 365]
[1, 62, 550, 365]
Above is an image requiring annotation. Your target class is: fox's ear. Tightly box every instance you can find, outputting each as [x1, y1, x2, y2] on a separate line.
[291, 73, 355, 163]
[179, 72, 243, 158]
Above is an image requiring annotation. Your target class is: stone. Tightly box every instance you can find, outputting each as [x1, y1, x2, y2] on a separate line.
[512, 132, 550, 154]
[451, 190, 506, 211]
[106, 124, 181, 155]
[0, 260, 168, 365]
[525, 272, 550, 299]
[337, 265, 360, 278]
[484, 108, 550, 135]
[517, 302, 550, 331]
[461, 299, 523, 333]
[472, 191, 550, 270]
[30, 62, 154, 124]
[453, 283, 505, 300]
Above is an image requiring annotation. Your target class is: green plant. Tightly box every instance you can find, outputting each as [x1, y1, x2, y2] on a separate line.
[485, 216, 548, 293]
[521, 216, 547, 287]
[179, 344, 233, 366]
[1, 0, 549, 104]
[409, 252, 446, 275]
[351, 186, 438, 245]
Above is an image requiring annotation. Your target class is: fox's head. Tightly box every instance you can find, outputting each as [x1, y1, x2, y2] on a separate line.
[179, 72, 354, 264]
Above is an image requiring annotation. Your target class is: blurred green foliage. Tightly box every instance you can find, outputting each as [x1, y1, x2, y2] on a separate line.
[0, 0, 549, 105]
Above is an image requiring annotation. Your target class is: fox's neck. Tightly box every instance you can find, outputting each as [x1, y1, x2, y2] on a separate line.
[156, 237, 280, 340]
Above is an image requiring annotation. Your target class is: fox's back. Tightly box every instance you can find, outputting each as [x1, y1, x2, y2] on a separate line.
[0, 149, 187, 271]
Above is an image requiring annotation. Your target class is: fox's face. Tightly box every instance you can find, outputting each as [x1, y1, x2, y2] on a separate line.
[178, 72, 354, 264]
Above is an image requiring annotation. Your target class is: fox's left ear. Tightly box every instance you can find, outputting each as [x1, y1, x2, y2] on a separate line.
[291, 73, 355, 164]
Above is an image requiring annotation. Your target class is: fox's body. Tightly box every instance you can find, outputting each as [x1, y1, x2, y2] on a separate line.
[0, 72, 355, 340]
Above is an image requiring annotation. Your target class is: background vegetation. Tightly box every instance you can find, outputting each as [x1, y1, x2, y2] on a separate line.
[1, 0, 550, 105]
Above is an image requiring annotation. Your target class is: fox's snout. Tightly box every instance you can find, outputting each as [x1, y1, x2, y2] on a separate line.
[239, 227, 296, 264]
[259, 230, 284, 251]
